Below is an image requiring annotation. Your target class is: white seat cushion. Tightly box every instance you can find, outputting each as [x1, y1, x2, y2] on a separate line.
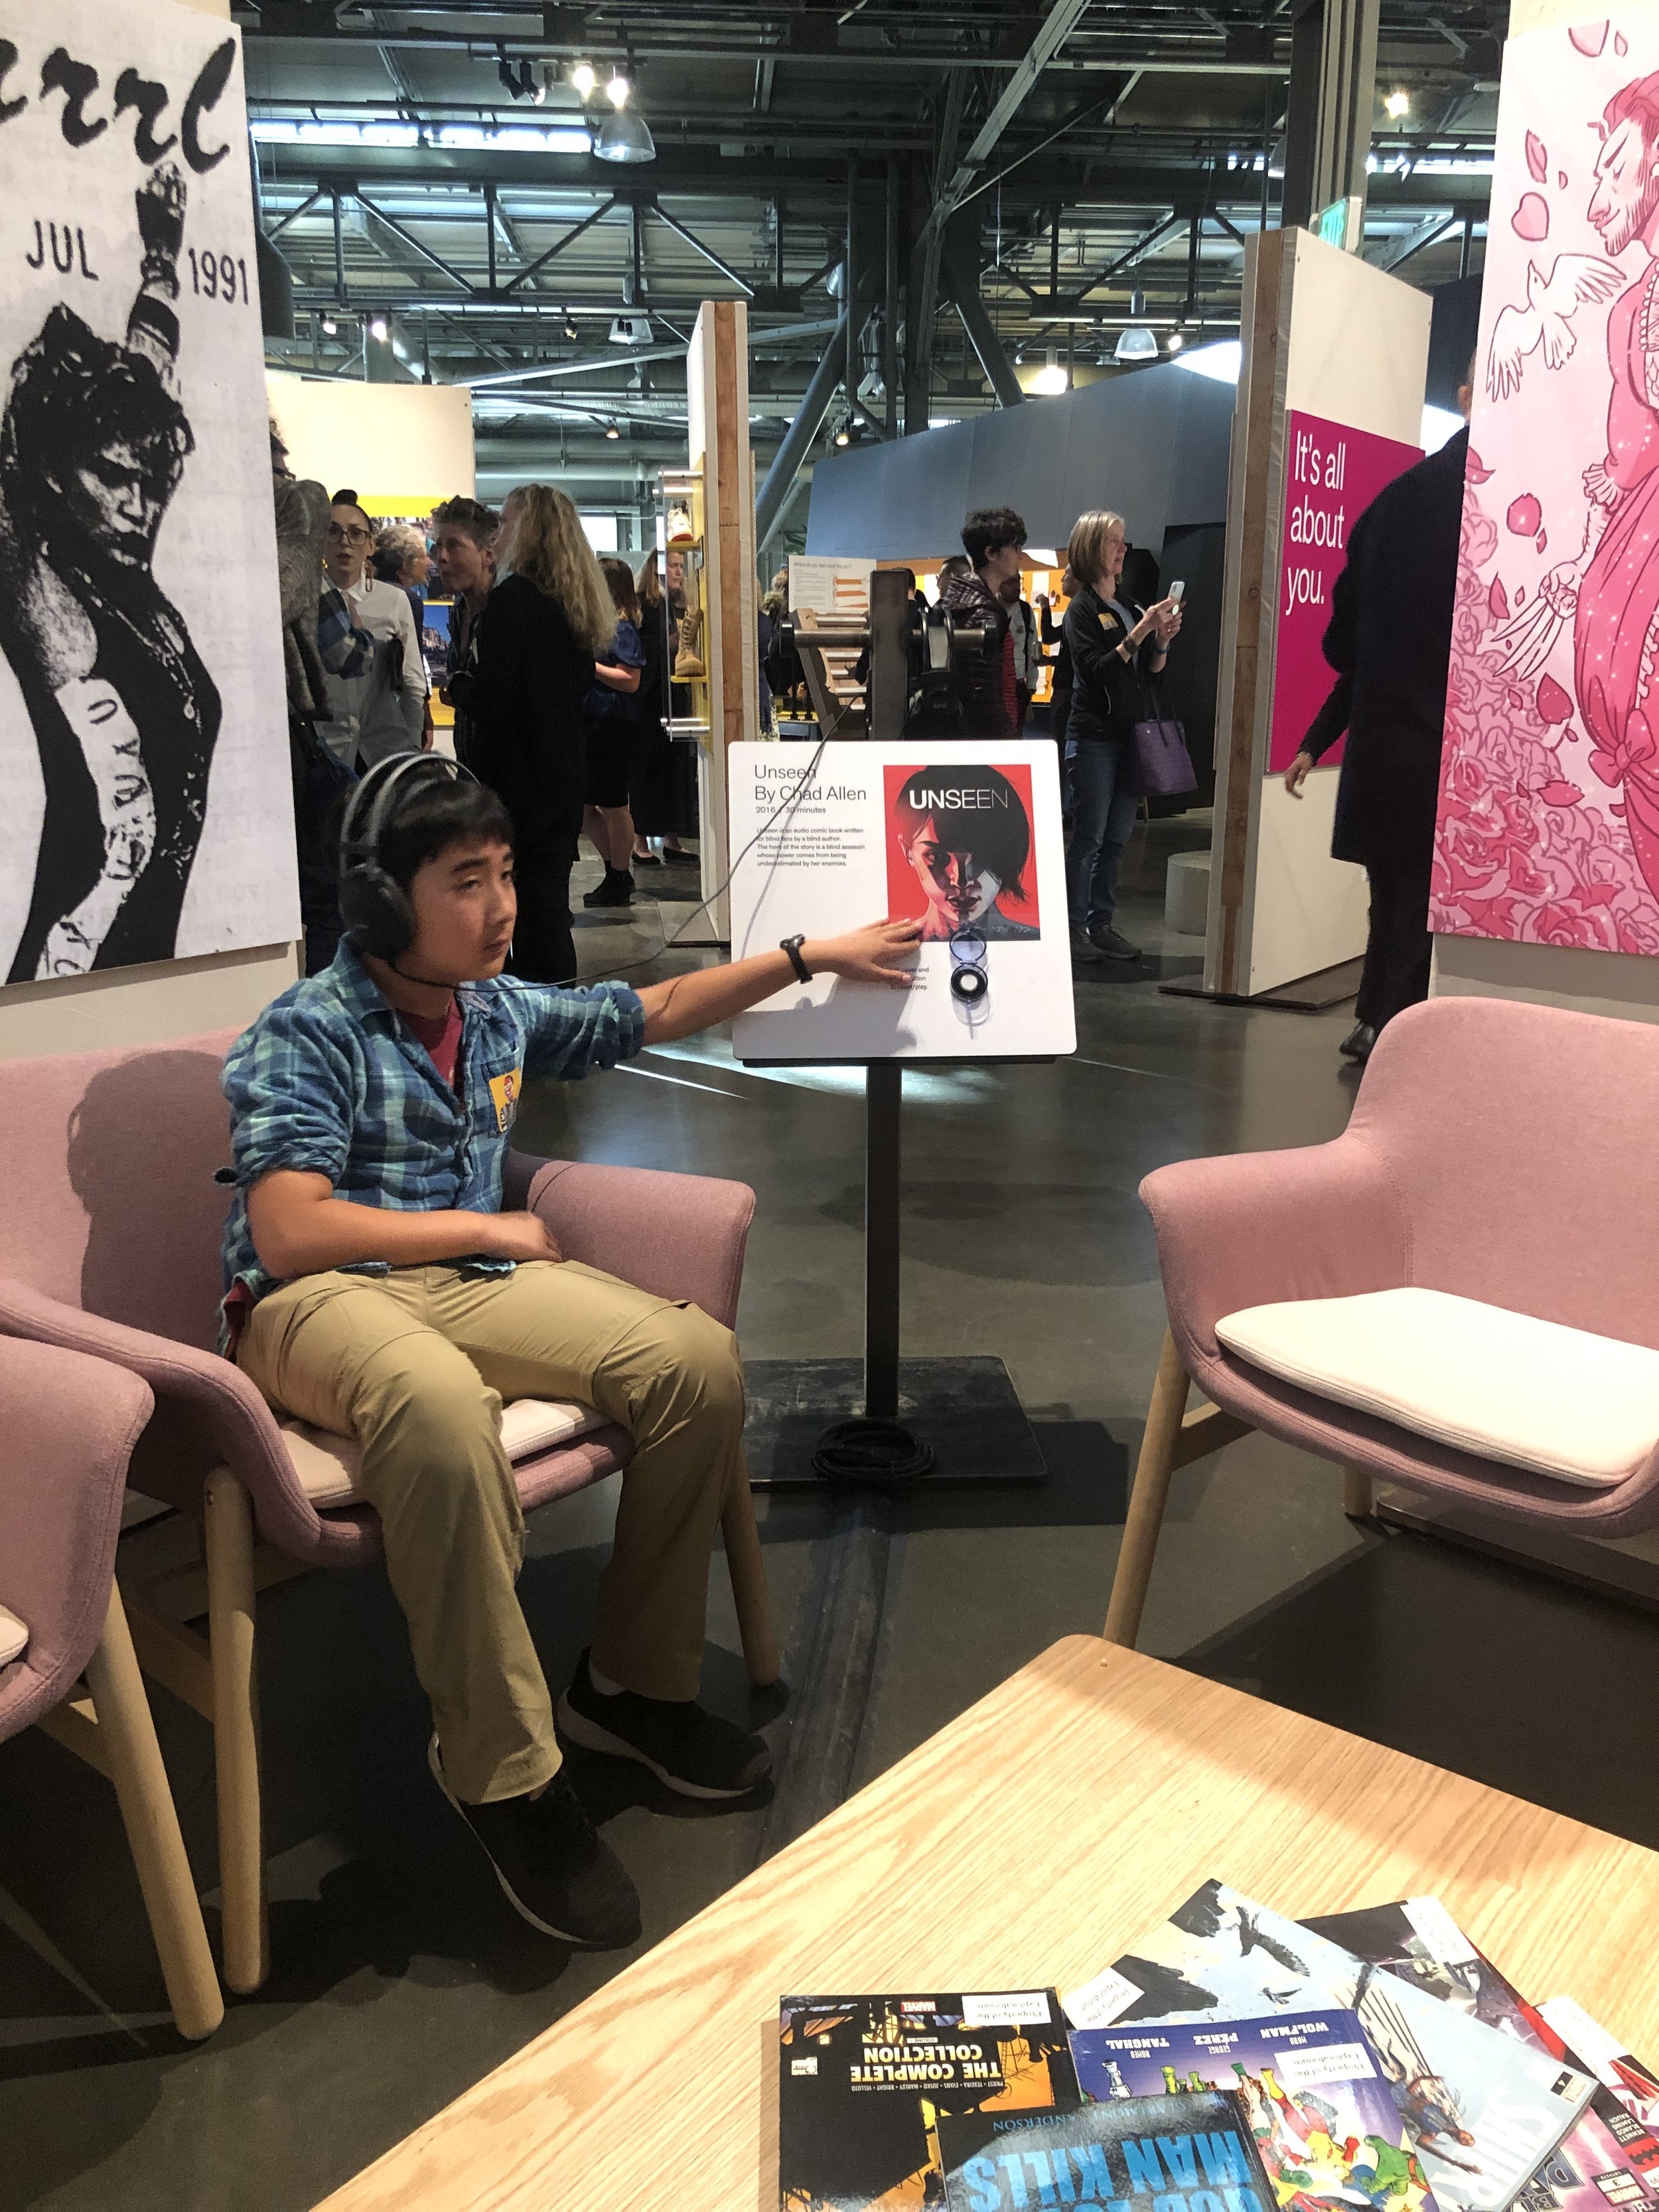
[1214, 1287, 1659, 1490]
[284, 1396, 608, 1511]
[0, 1601, 27, 1666]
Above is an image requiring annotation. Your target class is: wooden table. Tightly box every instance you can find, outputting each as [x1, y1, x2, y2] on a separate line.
[321, 1638, 1659, 2211]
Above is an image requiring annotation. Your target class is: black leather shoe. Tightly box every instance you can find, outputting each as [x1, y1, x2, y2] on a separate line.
[583, 867, 634, 908]
[558, 1651, 772, 1799]
[1339, 1021, 1376, 1064]
[429, 1737, 640, 1946]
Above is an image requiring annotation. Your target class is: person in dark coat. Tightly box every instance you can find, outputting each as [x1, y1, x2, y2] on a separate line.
[469, 484, 614, 984]
[935, 506, 1027, 739]
[1285, 395, 1471, 1065]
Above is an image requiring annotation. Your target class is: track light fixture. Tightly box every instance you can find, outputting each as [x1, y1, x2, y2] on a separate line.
[606, 66, 632, 109]
[563, 315, 579, 340]
[570, 59, 597, 99]
[605, 421, 620, 439]
[370, 315, 389, 342]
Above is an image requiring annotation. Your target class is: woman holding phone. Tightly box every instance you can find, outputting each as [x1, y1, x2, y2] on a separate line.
[1060, 510, 1183, 962]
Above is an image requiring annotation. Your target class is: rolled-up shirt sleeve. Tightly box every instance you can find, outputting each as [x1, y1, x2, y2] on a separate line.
[223, 1007, 356, 1189]
[522, 981, 646, 1080]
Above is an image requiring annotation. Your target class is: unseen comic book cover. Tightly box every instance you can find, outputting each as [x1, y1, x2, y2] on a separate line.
[778, 1989, 1080, 2211]
[934, 2084, 1274, 2212]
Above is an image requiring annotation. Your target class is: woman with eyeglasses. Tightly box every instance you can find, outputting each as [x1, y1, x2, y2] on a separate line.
[316, 492, 429, 773]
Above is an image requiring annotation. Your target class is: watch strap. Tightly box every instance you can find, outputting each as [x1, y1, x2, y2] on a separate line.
[781, 933, 813, 983]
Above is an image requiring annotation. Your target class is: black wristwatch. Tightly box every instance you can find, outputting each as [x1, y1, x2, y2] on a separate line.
[780, 933, 813, 983]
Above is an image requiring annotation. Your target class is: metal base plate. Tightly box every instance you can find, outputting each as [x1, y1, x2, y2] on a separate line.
[744, 1355, 1046, 1490]
[1161, 955, 1363, 1011]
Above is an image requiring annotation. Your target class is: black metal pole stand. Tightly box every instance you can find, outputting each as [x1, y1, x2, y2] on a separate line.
[810, 1062, 936, 1479]
[742, 1058, 1046, 1489]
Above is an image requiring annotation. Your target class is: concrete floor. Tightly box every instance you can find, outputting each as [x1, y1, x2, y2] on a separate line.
[3, 816, 1658, 2211]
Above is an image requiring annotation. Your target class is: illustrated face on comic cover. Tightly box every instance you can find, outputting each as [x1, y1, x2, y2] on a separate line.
[904, 820, 1005, 932]
[885, 763, 1041, 941]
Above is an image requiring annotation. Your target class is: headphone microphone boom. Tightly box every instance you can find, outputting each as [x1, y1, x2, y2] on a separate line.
[336, 752, 482, 961]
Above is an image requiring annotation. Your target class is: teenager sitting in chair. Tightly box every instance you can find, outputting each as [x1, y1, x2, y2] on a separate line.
[221, 752, 918, 1947]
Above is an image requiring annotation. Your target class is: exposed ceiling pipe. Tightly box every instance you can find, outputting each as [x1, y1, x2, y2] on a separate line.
[753, 305, 848, 547]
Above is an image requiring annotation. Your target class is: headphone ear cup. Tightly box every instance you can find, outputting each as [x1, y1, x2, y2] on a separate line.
[339, 861, 415, 960]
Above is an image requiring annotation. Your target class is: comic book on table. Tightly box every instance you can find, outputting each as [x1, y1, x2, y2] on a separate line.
[933, 2085, 1274, 2212]
[1068, 2008, 1441, 2212]
[777, 1988, 1079, 2212]
[1304, 1901, 1659, 2212]
[1059, 1880, 1597, 2212]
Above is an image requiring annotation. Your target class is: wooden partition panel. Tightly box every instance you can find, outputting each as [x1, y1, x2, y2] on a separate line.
[1206, 230, 1430, 997]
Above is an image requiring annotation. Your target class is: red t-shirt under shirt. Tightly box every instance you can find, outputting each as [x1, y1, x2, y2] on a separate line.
[402, 997, 463, 1091]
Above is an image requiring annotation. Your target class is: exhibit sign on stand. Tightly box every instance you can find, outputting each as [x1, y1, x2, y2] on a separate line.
[1204, 228, 1429, 1000]
[728, 738, 1069, 1491]
[728, 741, 1074, 1063]
[0, 0, 297, 986]
[1431, 11, 1659, 963]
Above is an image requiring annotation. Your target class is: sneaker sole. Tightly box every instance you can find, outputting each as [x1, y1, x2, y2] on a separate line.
[556, 1698, 768, 1800]
[426, 1739, 628, 1947]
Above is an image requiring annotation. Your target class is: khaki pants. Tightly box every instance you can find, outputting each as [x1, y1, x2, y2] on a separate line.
[238, 1262, 745, 1804]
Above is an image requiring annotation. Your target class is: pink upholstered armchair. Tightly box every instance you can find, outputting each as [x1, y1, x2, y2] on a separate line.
[1104, 995, 1659, 1645]
[0, 1028, 778, 1995]
[0, 1336, 221, 2039]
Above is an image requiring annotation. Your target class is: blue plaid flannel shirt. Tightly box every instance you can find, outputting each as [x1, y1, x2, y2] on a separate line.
[218, 940, 644, 1334]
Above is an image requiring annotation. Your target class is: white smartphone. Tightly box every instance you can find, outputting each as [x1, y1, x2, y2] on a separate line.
[1168, 579, 1186, 604]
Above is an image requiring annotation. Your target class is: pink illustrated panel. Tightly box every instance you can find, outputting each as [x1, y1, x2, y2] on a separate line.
[1268, 411, 1421, 773]
[1434, 15, 1659, 952]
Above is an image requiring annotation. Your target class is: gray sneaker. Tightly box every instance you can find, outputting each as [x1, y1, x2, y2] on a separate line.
[1086, 921, 1141, 960]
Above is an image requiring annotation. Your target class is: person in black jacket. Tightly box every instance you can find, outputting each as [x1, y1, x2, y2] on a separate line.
[1285, 396, 1471, 1064]
[1062, 510, 1183, 960]
[936, 506, 1027, 739]
[470, 484, 616, 983]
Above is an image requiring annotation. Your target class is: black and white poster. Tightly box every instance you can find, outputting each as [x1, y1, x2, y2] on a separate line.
[0, 0, 296, 983]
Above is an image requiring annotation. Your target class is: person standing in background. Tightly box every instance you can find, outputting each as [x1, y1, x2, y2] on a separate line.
[1037, 567, 1076, 769]
[1283, 388, 1471, 1066]
[631, 549, 697, 868]
[432, 495, 498, 769]
[373, 522, 433, 632]
[317, 493, 427, 772]
[470, 483, 613, 984]
[1062, 509, 1183, 964]
[1001, 571, 1039, 735]
[582, 555, 648, 909]
[936, 507, 1026, 740]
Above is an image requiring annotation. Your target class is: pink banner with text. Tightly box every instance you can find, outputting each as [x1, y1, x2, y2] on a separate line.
[1268, 410, 1423, 773]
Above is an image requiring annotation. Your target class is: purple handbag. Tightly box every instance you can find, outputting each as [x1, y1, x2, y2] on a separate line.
[1127, 716, 1198, 798]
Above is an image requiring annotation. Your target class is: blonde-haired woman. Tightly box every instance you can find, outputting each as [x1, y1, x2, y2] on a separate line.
[471, 484, 617, 982]
[1062, 508, 1181, 963]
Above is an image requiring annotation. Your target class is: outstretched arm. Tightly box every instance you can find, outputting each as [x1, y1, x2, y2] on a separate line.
[636, 917, 921, 1043]
[127, 163, 186, 376]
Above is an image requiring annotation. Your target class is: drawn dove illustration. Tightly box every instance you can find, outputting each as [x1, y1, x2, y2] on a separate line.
[1486, 254, 1624, 399]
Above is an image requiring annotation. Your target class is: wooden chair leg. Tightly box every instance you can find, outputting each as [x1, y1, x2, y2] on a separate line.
[1104, 1329, 1192, 1650]
[84, 1586, 224, 2041]
[1342, 1465, 1375, 1517]
[204, 1470, 267, 1996]
[721, 1477, 781, 1687]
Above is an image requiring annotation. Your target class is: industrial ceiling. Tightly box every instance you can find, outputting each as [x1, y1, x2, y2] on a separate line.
[246, 0, 1502, 547]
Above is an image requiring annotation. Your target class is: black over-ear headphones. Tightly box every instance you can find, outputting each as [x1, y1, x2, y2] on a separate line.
[338, 751, 480, 960]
